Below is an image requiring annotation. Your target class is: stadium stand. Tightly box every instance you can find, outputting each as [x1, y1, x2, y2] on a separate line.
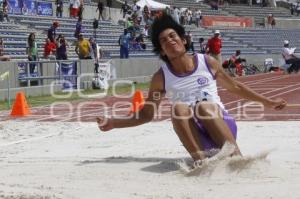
[0, 0, 299, 60]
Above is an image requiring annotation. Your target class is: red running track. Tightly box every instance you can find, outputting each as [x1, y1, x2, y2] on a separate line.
[1, 73, 299, 122]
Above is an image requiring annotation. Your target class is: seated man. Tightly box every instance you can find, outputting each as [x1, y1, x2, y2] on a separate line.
[282, 40, 300, 74]
[222, 50, 246, 77]
[230, 50, 246, 76]
[135, 33, 146, 50]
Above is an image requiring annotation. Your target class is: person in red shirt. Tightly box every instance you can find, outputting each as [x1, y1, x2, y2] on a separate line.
[44, 38, 57, 59]
[206, 30, 222, 64]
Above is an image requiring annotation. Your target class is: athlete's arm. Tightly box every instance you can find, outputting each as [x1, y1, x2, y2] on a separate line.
[97, 69, 165, 132]
[206, 55, 287, 110]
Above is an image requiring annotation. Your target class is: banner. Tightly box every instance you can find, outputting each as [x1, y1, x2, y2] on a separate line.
[8, 0, 52, 16]
[37, 1, 53, 16]
[202, 16, 253, 28]
[23, 0, 37, 15]
[60, 62, 77, 90]
[8, 0, 23, 14]
[17, 62, 39, 81]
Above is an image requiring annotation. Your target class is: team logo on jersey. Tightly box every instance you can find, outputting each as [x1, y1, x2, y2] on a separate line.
[197, 76, 209, 86]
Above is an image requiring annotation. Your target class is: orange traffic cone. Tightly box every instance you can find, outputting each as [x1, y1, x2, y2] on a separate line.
[130, 90, 145, 113]
[10, 92, 31, 117]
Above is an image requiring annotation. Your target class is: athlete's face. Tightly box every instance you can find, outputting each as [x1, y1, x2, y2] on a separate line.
[159, 28, 186, 60]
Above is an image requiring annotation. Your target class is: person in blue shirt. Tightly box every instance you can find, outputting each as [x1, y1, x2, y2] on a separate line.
[47, 21, 59, 42]
[118, 29, 131, 59]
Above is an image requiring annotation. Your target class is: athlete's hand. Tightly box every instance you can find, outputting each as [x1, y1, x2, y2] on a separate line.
[96, 116, 114, 132]
[266, 98, 287, 110]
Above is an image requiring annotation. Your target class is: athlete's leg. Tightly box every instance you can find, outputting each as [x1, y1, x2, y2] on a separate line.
[195, 102, 241, 155]
[171, 103, 206, 161]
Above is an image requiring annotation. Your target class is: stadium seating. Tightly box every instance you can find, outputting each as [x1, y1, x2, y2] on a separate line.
[0, 1, 300, 61]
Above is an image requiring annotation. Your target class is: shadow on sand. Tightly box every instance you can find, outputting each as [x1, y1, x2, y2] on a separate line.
[77, 156, 192, 174]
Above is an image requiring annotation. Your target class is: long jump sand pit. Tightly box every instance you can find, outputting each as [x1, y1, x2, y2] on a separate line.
[0, 121, 300, 199]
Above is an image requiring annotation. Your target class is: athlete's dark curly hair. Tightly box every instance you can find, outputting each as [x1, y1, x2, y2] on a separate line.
[151, 13, 188, 63]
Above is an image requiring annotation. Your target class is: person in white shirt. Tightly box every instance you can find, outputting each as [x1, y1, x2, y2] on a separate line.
[132, 2, 138, 14]
[173, 7, 180, 24]
[282, 40, 300, 74]
[97, 14, 287, 167]
[195, 9, 202, 27]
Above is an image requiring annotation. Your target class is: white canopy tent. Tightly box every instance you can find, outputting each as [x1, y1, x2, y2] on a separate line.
[136, 0, 170, 10]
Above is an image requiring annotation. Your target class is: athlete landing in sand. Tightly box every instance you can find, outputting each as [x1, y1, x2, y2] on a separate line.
[97, 14, 286, 165]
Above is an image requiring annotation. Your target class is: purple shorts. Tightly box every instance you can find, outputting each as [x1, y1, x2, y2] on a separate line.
[194, 110, 237, 151]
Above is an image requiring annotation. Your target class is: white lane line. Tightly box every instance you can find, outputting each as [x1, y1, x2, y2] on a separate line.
[238, 75, 289, 85]
[227, 85, 300, 112]
[232, 114, 300, 116]
[223, 82, 300, 107]
[217, 75, 289, 91]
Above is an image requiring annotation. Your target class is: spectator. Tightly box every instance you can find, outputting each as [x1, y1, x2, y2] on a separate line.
[106, 0, 112, 19]
[180, 10, 185, 25]
[0, 1, 4, 22]
[282, 40, 300, 74]
[121, 1, 129, 19]
[136, 6, 143, 24]
[43, 38, 56, 59]
[93, 18, 98, 39]
[69, 0, 72, 17]
[89, 37, 97, 59]
[210, 1, 218, 10]
[88, 37, 99, 73]
[69, 0, 80, 18]
[141, 25, 149, 38]
[136, 33, 146, 50]
[131, 21, 140, 35]
[55, 0, 63, 18]
[96, 0, 104, 20]
[267, 14, 273, 29]
[173, 6, 180, 24]
[129, 32, 137, 50]
[230, 50, 246, 76]
[74, 17, 83, 39]
[187, 8, 192, 25]
[1, 0, 9, 22]
[143, 5, 150, 23]
[290, 3, 294, 15]
[198, 37, 206, 54]
[165, 6, 171, 15]
[94, 43, 104, 73]
[118, 28, 131, 59]
[56, 34, 68, 60]
[26, 33, 38, 74]
[0, 38, 11, 61]
[78, 0, 84, 19]
[195, 9, 202, 27]
[125, 17, 133, 31]
[206, 30, 222, 64]
[132, 1, 138, 15]
[271, 16, 276, 29]
[186, 31, 194, 53]
[75, 33, 92, 59]
[47, 21, 59, 42]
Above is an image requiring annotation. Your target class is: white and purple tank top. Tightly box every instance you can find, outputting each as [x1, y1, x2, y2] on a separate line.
[160, 53, 225, 110]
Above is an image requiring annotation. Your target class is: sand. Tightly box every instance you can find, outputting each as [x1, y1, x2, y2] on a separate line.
[0, 120, 300, 199]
